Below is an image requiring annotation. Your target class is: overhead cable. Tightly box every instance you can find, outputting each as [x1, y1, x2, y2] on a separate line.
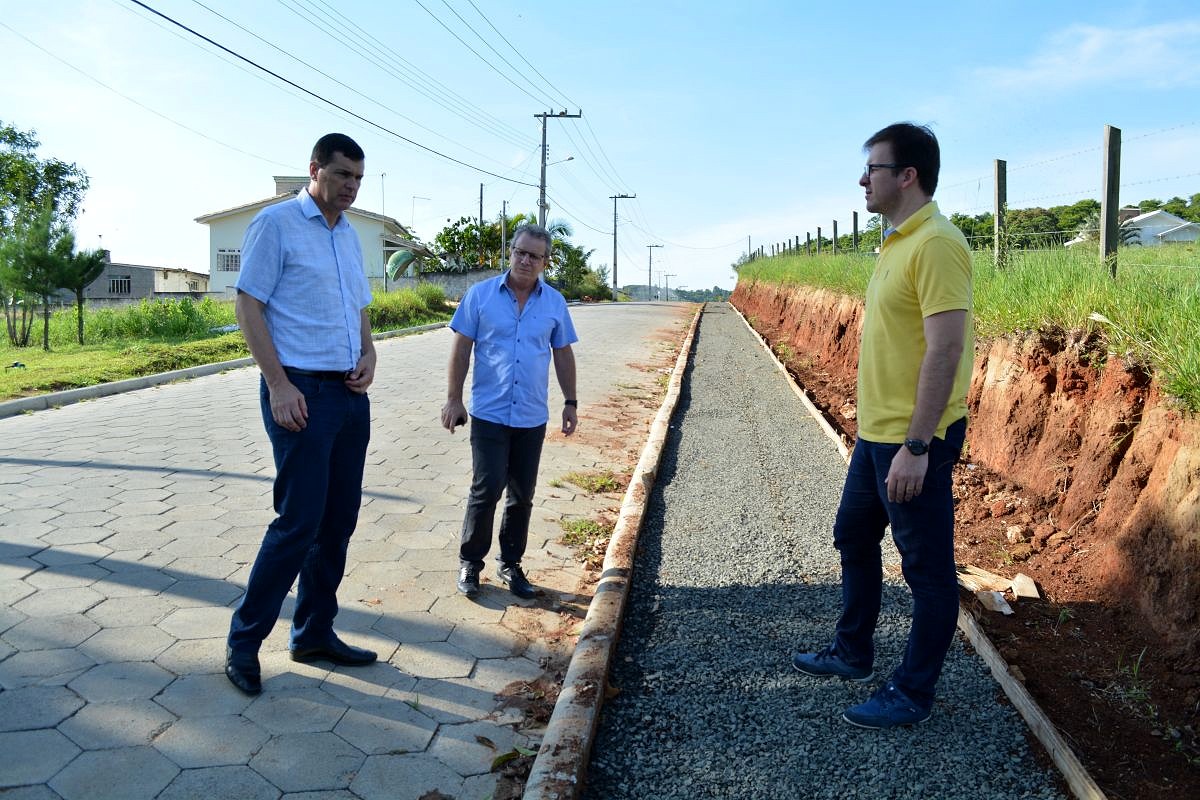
[125, 0, 538, 186]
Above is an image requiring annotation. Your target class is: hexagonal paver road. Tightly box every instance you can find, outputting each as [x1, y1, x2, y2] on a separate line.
[0, 304, 692, 796]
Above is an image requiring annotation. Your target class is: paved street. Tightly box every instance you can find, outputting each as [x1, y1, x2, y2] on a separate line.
[0, 302, 692, 800]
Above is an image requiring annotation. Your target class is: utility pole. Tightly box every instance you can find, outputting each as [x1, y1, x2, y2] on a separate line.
[647, 244, 662, 301]
[610, 193, 635, 297]
[478, 184, 484, 269]
[501, 200, 508, 271]
[536, 109, 582, 226]
[663, 273, 676, 302]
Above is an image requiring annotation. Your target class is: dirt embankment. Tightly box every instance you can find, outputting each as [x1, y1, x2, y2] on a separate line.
[731, 280, 1200, 666]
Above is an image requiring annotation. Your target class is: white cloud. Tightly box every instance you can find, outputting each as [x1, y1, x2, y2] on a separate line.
[978, 21, 1200, 91]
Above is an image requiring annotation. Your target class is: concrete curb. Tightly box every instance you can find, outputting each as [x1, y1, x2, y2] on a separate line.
[733, 302, 1105, 800]
[0, 321, 447, 420]
[522, 305, 703, 800]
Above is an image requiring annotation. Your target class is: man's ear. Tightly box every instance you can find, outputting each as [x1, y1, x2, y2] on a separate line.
[899, 166, 919, 190]
[308, 160, 320, 181]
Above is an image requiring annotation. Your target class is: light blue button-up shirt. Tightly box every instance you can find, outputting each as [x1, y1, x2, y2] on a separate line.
[450, 272, 578, 428]
[235, 190, 372, 371]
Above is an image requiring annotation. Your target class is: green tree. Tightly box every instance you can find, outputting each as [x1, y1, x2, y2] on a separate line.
[1004, 207, 1061, 249]
[58, 247, 108, 344]
[2, 205, 74, 350]
[1, 121, 89, 233]
[1049, 199, 1100, 236]
[1075, 210, 1140, 246]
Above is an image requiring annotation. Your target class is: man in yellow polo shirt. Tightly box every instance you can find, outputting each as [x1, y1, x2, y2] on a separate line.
[792, 123, 973, 729]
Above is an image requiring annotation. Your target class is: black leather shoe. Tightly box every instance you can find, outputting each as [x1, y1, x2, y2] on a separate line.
[457, 564, 481, 597]
[225, 647, 262, 695]
[289, 636, 377, 666]
[497, 562, 536, 599]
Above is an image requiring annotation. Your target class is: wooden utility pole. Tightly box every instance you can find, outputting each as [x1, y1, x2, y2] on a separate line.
[647, 244, 662, 301]
[610, 193, 635, 296]
[478, 184, 484, 268]
[536, 110, 582, 226]
[806, 232, 811, 255]
[994, 159, 1007, 268]
[817, 226, 822, 255]
[1100, 125, 1122, 277]
[832, 220, 839, 255]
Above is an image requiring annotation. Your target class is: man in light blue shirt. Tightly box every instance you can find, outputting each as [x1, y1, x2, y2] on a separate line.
[225, 133, 379, 695]
[441, 224, 579, 599]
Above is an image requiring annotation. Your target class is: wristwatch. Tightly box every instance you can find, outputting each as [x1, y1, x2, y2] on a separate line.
[904, 438, 929, 456]
[564, 399, 578, 407]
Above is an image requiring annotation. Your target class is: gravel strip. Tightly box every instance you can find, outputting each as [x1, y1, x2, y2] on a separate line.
[583, 303, 1065, 800]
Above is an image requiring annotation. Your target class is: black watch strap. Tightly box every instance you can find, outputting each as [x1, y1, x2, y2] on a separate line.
[904, 438, 929, 456]
[564, 399, 578, 407]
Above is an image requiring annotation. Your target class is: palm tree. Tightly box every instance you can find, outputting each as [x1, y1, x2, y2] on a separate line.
[1077, 211, 1141, 246]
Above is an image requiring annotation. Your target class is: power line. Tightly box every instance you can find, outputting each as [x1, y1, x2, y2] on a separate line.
[188, 0, 518, 166]
[0, 21, 298, 171]
[125, 0, 538, 187]
[280, 0, 532, 149]
[436, 0, 559, 109]
[411, 0, 555, 108]
[463, 0, 577, 109]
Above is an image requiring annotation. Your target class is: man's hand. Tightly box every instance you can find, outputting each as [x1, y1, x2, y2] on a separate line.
[268, 380, 308, 432]
[345, 350, 376, 394]
[441, 399, 469, 433]
[561, 404, 577, 436]
[885, 448, 928, 503]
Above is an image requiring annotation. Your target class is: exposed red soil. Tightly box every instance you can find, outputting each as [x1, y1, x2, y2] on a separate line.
[731, 284, 1200, 799]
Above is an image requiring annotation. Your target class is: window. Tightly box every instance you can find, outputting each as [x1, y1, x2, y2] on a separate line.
[110, 275, 132, 295]
[217, 249, 241, 272]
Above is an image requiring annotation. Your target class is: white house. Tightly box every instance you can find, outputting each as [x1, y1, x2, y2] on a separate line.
[1124, 209, 1200, 246]
[196, 177, 427, 295]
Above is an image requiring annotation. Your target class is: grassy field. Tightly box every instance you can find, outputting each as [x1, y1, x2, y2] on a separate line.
[0, 284, 453, 402]
[738, 242, 1200, 411]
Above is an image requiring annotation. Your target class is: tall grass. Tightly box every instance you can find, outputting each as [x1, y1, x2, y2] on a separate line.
[42, 297, 237, 346]
[738, 243, 1200, 410]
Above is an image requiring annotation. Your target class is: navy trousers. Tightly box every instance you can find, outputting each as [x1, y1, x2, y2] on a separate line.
[228, 374, 370, 654]
[831, 417, 966, 709]
[459, 416, 546, 570]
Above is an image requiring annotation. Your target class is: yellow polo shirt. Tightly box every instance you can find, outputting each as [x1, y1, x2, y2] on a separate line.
[858, 201, 973, 442]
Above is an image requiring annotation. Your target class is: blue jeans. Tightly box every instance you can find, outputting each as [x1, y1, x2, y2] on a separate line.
[831, 418, 966, 709]
[227, 374, 370, 653]
[459, 416, 546, 570]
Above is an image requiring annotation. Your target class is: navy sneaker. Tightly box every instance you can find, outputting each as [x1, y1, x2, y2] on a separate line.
[792, 646, 874, 682]
[842, 681, 931, 729]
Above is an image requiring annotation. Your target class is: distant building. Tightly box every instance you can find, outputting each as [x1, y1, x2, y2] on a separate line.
[1124, 209, 1200, 246]
[53, 252, 208, 304]
[195, 177, 428, 295]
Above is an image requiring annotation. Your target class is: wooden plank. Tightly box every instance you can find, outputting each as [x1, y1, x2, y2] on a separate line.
[958, 608, 1107, 799]
[976, 590, 1014, 615]
[963, 564, 1012, 591]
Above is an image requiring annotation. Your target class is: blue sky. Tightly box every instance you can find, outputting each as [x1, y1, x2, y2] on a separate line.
[3, 1, 1198, 292]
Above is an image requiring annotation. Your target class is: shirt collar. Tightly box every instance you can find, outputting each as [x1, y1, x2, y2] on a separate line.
[297, 188, 347, 229]
[499, 270, 545, 296]
[892, 201, 939, 237]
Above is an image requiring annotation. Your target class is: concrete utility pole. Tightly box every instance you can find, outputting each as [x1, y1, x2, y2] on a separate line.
[501, 200, 508, 270]
[536, 110, 582, 226]
[610, 193, 635, 296]
[479, 184, 484, 268]
[647, 244, 663, 301]
[663, 273, 676, 302]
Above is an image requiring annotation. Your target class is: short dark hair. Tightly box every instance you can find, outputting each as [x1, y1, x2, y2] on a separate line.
[864, 123, 940, 196]
[311, 133, 365, 167]
[511, 223, 552, 254]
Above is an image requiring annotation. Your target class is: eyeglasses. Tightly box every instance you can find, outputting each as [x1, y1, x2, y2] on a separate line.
[512, 247, 546, 263]
[863, 163, 908, 177]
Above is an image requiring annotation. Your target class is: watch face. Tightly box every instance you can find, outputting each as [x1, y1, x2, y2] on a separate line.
[905, 439, 928, 455]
